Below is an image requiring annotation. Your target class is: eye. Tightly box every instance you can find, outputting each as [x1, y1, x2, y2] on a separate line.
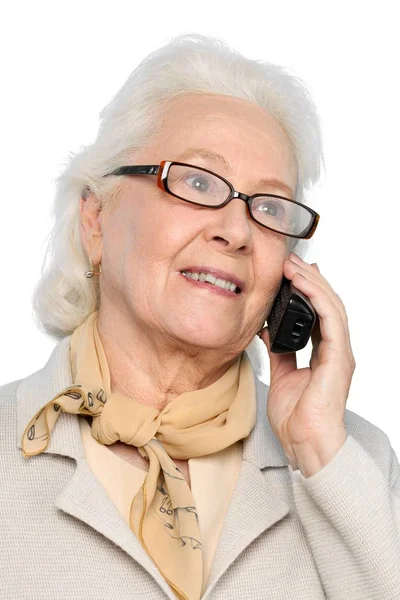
[184, 173, 214, 193]
[259, 199, 286, 217]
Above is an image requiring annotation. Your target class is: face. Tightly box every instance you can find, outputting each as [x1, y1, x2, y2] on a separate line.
[82, 93, 298, 355]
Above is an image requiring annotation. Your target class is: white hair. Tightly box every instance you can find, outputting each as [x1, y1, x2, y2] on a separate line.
[32, 32, 325, 340]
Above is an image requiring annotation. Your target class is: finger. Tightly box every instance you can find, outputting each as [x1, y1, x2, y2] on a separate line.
[284, 257, 355, 376]
[285, 257, 348, 326]
[288, 255, 342, 313]
[288, 272, 352, 365]
[286, 258, 353, 353]
[292, 265, 355, 365]
[288, 255, 338, 299]
[259, 326, 298, 381]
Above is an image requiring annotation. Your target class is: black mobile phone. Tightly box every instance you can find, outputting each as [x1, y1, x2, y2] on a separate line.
[266, 276, 317, 354]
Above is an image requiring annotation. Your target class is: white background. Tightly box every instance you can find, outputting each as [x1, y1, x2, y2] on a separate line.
[1, 1, 399, 457]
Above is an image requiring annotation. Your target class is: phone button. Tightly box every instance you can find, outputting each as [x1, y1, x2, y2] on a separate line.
[291, 320, 305, 339]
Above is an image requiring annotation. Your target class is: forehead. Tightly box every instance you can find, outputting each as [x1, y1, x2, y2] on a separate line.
[161, 94, 294, 153]
[143, 93, 298, 193]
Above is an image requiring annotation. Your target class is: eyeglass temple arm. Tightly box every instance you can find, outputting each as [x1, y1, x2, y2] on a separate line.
[104, 166, 160, 177]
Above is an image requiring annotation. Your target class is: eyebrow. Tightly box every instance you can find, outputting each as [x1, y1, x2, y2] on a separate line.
[175, 147, 294, 197]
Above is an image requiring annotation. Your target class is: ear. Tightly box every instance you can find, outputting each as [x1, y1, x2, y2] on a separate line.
[79, 191, 103, 264]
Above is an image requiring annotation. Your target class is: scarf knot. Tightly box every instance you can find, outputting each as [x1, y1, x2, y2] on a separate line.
[91, 394, 162, 447]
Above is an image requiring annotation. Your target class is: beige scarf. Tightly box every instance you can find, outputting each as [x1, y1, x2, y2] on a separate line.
[21, 311, 257, 600]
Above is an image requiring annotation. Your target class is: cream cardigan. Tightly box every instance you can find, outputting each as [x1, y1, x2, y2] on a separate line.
[1, 334, 400, 599]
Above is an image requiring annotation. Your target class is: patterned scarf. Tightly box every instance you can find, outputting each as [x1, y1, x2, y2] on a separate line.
[21, 311, 257, 600]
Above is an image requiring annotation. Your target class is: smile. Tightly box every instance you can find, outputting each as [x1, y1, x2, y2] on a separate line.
[179, 271, 241, 297]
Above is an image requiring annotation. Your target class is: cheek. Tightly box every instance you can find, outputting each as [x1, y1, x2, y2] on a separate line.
[114, 197, 166, 263]
[126, 207, 202, 298]
[100, 202, 150, 291]
[145, 202, 205, 260]
[255, 238, 287, 296]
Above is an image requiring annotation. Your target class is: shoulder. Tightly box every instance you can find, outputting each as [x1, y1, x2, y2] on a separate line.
[0, 378, 21, 415]
[0, 378, 23, 461]
[344, 408, 398, 485]
[0, 378, 21, 398]
[344, 407, 392, 447]
[0, 344, 66, 454]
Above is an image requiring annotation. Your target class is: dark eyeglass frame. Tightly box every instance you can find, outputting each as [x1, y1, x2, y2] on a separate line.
[103, 160, 320, 240]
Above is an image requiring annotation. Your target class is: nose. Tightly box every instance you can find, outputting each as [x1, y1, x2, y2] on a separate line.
[204, 196, 253, 253]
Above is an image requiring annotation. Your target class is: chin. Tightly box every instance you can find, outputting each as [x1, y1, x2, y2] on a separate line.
[175, 326, 237, 349]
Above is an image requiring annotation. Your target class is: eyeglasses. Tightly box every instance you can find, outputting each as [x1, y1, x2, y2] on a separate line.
[103, 160, 320, 239]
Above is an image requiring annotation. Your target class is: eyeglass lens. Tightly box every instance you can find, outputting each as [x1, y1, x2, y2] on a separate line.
[167, 164, 312, 237]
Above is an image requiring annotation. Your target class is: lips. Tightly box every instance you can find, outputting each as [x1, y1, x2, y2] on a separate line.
[179, 266, 245, 292]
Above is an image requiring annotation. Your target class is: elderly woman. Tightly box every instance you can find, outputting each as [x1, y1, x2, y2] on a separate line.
[1, 33, 399, 600]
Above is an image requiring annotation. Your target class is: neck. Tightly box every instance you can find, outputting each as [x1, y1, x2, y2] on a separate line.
[96, 307, 242, 411]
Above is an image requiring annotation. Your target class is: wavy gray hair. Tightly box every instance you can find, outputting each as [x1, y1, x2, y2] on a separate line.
[32, 33, 324, 341]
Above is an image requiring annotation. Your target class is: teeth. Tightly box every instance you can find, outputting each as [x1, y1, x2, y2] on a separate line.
[181, 271, 239, 293]
[205, 273, 216, 285]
